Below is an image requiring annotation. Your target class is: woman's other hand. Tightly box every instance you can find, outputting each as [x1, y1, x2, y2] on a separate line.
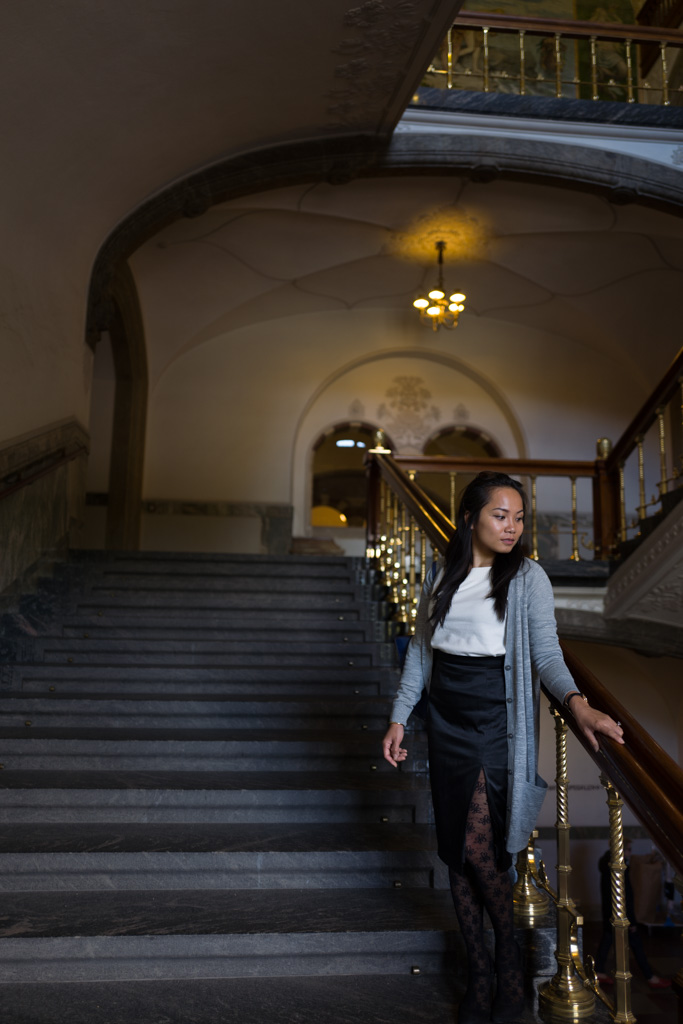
[382, 723, 407, 767]
[568, 696, 624, 752]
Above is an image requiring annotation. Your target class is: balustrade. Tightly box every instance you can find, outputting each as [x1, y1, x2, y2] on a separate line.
[421, 12, 683, 106]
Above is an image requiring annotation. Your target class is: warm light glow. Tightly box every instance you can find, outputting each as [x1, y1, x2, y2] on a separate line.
[413, 297, 428, 309]
[428, 289, 445, 300]
[450, 292, 466, 303]
[427, 306, 441, 316]
[412, 240, 466, 331]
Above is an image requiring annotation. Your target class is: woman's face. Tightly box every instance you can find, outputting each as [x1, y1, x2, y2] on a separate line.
[470, 487, 524, 565]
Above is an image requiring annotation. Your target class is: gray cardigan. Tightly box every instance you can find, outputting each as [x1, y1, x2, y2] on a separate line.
[390, 558, 576, 855]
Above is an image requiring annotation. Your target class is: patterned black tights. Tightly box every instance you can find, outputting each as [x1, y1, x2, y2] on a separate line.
[448, 770, 523, 1017]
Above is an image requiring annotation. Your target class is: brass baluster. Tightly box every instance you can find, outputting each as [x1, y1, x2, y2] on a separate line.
[449, 471, 457, 525]
[660, 41, 670, 105]
[599, 776, 636, 1022]
[447, 26, 453, 90]
[618, 462, 627, 543]
[512, 830, 550, 922]
[483, 27, 490, 92]
[538, 710, 596, 1019]
[398, 503, 409, 625]
[384, 490, 395, 593]
[555, 33, 563, 98]
[530, 475, 539, 561]
[570, 476, 580, 561]
[391, 492, 401, 607]
[590, 36, 599, 100]
[625, 38, 634, 103]
[408, 516, 417, 631]
[636, 436, 647, 521]
[519, 30, 526, 95]
[378, 478, 388, 573]
[420, 529, 427, 586]
[657, 406, 668, 496]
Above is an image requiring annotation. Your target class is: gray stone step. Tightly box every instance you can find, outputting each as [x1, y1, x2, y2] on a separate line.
[0, 822, 439, 890]
[0, 695, 391, 730]
[69, 591, 374, 612]
[0, 770, 431, 823]
[31, 637, 389, 667]
[59, 618, 377, 641]
[0, 731, 419, 772]
[0, 973, 468, 1024]
[12, 664, 387, 694]
[0, 888, 457, 982]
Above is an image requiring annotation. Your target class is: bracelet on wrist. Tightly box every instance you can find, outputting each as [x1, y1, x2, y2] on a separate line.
[565, 690, 588, 708]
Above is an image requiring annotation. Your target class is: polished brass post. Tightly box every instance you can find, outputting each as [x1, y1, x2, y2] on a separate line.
[538, 709, 595, 1020]
[636, 437, 647, 520]
[625, 39, 634, 102]
[391, 493, 401, 606]
[657, 406, 668, 496]
[519, 30, 526, 94]
[483, 27, 490, 92]
[599, 776, 636, 1023]
[618, 463, 627, 543]
[513, 830, 550, 922]
[660, 41, 670, 105]
[408, 515, 417, 631]
[447, 26, 453, 90]
[398, 503, 409, 625]
[420, 529, 427, 586]
[378, 478, 388, 573]
[449, 471, 457, 525]
[590, 36, 599, 100]
[530, 476, 539, 561]
[555, 33, 563, 97]
[569, 476, 580, 561]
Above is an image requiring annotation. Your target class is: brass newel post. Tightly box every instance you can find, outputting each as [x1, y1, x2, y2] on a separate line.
[538, 709, 595, 1020]
[512, 830, 550, 922]
[600, 776, 636, 1023]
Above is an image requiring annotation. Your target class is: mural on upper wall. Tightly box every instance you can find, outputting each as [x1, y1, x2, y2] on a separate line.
[424, 0, 642, 101]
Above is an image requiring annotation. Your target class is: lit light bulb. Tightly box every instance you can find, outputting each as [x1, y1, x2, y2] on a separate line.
[428, 289, 445, 300]
[427, 306, 441, 316]
[450, 292, 466, 303]
[413, 298, 428, 309]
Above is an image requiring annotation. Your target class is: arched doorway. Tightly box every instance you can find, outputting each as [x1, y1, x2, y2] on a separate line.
[310, 422, 390, 553]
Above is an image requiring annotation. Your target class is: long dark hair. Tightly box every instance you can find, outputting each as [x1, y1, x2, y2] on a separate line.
[429, 471, 527, 631]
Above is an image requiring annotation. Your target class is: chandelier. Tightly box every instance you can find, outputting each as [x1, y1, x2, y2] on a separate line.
[413, 240, 466, 331]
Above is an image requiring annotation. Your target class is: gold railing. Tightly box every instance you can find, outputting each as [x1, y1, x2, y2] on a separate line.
[421, 12, 683, 105]
[367, 449, 683, 1022]
[366, 347, 683, 569]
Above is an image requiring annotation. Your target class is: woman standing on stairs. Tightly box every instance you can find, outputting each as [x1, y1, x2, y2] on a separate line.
[382, 471, 624, 1024]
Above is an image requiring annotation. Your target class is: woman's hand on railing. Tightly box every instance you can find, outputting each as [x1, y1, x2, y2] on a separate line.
[567, 695, 624, 752]
[382, 723, 408, 767]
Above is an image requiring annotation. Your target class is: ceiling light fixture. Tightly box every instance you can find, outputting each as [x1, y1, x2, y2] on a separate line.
[413, 240, 466, 331]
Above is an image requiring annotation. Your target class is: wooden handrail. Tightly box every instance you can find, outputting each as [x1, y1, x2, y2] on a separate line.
[454, 9, 683, 44]
[369, 449, 683, 875]
[393, 455, 596, 478]
[606, 345, 683, 471]
[0, 445, 88, 503]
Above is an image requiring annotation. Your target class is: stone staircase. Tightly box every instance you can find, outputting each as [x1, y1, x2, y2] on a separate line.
[0, 552, 469, 1023]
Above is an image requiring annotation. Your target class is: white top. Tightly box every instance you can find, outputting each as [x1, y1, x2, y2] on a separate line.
[430, 566, 506, 656]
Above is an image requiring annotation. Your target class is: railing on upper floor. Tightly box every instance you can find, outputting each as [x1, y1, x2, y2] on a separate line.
[638, 0, 683, 74]
[366, 447, 683, 1022]
[421, 11, 683, 106]
[367, 347, 683, 580]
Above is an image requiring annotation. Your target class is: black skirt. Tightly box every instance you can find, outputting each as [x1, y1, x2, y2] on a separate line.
[427, 649, 511, 872]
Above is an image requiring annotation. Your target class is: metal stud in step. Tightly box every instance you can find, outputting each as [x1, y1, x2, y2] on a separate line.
[393, 881, 403, 888]
[361, 725, 367, 730]
[370, 765, 377, 771]
[348, 660, 354, 666]
[0, 765, 4, 770]
[338, 616, 344, 621]
[97, 611, 103, 617]
[354, 690, 360, 694]
[67, 658, 74, 664]
[380, 816, 388, 822]
[411, 966, 420, 975]
[25, 721, 32, 727]
[49, 687, 55, 692]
